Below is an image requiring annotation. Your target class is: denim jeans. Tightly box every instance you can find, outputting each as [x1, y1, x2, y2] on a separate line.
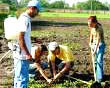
[14, 58, 29, 88]
[29, 61, 48, 78]
[96, 42, 105, 82]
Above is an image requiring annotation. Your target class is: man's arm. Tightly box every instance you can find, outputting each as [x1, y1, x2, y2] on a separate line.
[18, 32, 32, 60]
[34, 63, 52, 83]
[54, 62, 70, 80]
[48, 55, 56, 78]
[51, 60, 56, 78]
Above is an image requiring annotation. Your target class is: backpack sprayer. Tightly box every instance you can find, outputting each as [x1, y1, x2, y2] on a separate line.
[0, 0, 21, 63]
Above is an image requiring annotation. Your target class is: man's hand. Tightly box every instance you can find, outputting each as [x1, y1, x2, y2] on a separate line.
[53, 72, 56, 78]
[26, 54, 32, 61]
[47, 79, 52, 84]
[53, 72, 61, 81]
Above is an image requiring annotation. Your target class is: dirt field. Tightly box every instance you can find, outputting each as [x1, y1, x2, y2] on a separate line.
[32, 17, 110, 74]
[32, 17, 110, 81]
[0, 17, 110, 87]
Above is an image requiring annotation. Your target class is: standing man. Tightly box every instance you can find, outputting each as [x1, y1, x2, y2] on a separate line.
[88, 16, 106, 82]
[48, 42, 74, 82]
[13, 0, 41, 88]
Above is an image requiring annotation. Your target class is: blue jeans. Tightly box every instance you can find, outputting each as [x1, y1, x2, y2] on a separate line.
[29, 62, 48, 78]
[96, 42, 105, 82]
[14, 58, 29, 88]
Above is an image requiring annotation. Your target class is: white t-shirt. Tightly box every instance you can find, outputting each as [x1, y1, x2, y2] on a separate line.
[13, 12, 32, 60]
[31, 46, 39, 59]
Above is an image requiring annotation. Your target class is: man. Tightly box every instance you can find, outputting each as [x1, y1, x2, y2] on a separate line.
[88, 16, 105, 82]
[29, 44, 52, 83]
[48, 42, 74, 82]
[13, 0, 41, 88]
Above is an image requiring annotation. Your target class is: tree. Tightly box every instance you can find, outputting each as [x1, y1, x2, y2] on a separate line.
[64, 3, 69, 9]
[0, 0, 17, 10]
[18, 0, 50, 8]
[72, 4, 75, 9]
[49, 1, 65, 9]
[39, 0, 49, 8]
[17, 0, 30, 8]
[76, 0, 109, 10]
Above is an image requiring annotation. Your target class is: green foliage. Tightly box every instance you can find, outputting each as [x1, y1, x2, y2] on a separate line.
[18, 0, 49, 8]
[76, 0, 109, 10]
[0, 13, 8, 35]
[18, 0, 30, 8]
[39, 0, 49, 8]
[49, 1, 65, 9]
[0, 13, 8, 21]
[0, 0, 17, 11]
[72, 4, 75, 9]
[0, 28, 3, 35]
[29, 79, 92, 88]
[29, 79, 48, 88]
[0, 0, 12, 4]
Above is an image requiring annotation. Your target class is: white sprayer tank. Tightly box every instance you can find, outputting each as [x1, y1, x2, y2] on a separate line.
[4, 16, 19, 40]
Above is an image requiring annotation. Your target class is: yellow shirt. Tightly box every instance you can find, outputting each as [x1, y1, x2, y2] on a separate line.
[48, 45, 74, 62]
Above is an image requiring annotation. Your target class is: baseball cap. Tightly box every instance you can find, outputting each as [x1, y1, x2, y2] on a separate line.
[27, 0, 42, 11]
[48, 42, 59, 51]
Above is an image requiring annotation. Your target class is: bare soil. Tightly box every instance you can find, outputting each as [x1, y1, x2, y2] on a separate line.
[0, 17, 110, 87]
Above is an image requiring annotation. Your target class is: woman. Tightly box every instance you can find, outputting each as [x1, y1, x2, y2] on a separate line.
[88, 16, 105, 82]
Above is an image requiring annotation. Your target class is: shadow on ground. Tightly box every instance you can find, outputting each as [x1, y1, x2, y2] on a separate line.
[32, 20, 87, 28]
[70, 73, 110, 82]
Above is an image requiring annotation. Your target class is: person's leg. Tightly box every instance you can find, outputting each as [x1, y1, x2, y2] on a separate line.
[14, 59, 29, 88]
[41, 61, 48, 69]
[96, 43, 105, 82]
[96, 51, 104, 82]
[96, 53, 104, 82]
[29, 63, 37, 78]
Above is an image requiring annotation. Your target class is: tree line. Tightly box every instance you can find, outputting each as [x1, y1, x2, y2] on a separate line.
[0, 0, 110, 10]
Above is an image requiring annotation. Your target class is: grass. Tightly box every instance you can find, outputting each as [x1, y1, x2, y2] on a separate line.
[40, 12, 110, 19]
[29, 79, 92, 88]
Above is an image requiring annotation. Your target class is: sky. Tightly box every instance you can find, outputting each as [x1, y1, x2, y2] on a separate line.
[49, 0, 110, 7]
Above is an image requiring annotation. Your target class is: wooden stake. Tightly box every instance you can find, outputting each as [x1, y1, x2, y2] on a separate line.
[0, 50, 11, 63]
[91, 49, 97, 81]
[65, 75, 92, 85]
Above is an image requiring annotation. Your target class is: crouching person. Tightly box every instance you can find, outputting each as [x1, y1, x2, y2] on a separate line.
[48, 42, 74, 82]
[30, 44, 52, 83]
